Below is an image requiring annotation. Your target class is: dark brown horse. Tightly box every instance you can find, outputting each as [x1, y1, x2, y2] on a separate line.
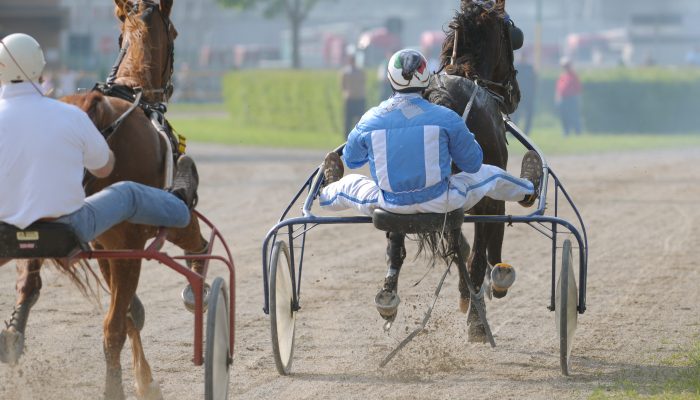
[1, 1, 206, 398]
[423, 0, 521, 341]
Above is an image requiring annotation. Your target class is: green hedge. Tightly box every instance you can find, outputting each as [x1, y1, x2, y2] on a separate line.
[223, 69, 343, 134]
[223, 69, 387, 136]
[534, 68, 700, 134]
[223, 68, 700, 136]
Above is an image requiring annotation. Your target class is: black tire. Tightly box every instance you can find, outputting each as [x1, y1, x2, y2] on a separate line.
[555, 239, 578, 376]
[269, 240, 296, 375]
[205, 277, 231, 400]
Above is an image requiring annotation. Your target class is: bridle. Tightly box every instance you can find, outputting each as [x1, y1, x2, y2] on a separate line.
[107, 0, 175, 103]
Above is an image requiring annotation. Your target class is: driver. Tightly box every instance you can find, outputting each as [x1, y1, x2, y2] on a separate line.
[319, 49, 543, 319]
[0, 33, 199, 243]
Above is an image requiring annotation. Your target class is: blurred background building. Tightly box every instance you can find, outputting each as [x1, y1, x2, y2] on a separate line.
[0, 0, 67, 70]
[2, 0, 699, 100]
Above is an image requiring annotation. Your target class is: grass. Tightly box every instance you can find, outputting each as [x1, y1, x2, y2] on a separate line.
[169, 116, 343, 149]
[589, 340, 700, 399]
[167, 104, 700, 153]
[517, 114, 700, 155]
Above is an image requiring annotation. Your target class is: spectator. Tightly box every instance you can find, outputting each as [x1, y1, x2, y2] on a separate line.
[512, 52, 536, 135]
[340, 53, 366, 138]
[555, 57, 583, 136]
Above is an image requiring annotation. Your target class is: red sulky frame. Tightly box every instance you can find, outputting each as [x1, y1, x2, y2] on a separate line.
[0, 210, 235, 366]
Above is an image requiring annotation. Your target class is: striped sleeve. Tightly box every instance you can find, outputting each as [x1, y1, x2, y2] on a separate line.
[447, 116, 483, 174]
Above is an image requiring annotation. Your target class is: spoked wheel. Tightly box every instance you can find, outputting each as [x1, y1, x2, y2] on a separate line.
[555, 239, 578, 375]
[205, 277, 231, 400]
[269, 240, 296, 375]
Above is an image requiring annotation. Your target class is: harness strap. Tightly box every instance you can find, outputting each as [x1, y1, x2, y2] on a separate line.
[462, 82, 480, 123]
[100, 89, 143, 139]
[106, 41, 129, 86]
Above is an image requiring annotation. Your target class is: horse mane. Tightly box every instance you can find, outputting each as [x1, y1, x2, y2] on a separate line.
[440, 0, 505, 77]
[115, 6, 152, 89]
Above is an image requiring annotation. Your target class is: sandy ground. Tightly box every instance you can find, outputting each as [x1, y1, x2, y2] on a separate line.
[1, 143, 699, 400]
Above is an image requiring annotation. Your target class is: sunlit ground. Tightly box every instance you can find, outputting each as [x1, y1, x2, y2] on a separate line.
[168, 103, 700, 154]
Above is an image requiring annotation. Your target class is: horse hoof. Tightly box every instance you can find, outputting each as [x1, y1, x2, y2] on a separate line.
[181, 282, 210, 314]
[137, 380, 164, 400]
[466, 300, 488, 343]
[468, 324, 489, 343]
[491, 263, 516, 298]
[459, 297, 469, 313]
[0, 327, 25, 365]
[375, 289, 400, 321]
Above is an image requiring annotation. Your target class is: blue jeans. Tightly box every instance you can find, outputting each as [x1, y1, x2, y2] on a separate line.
[56, 181, 191, 243]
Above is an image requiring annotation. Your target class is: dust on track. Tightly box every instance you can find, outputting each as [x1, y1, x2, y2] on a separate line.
[1, 144, 699, 400]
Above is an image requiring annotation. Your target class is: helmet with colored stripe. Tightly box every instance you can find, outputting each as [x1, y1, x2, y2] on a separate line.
[0, 33, 46, 84]
[387, 49, 430, 92]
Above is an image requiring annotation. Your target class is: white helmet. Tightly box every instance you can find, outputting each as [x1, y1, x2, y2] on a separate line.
[0, 33, 46, 83]
[387, 49, 430, 92]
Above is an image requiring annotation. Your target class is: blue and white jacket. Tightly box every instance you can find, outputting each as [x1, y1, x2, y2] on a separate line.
[343, 93, 483, 206]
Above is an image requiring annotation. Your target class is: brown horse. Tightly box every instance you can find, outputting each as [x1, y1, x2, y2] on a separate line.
[1, 1, 206, 398]
[423, 0, 521, 341]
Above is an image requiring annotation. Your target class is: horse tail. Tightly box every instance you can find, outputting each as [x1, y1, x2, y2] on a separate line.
[414, 230, 467, 269]
[49, 259, 106, 303]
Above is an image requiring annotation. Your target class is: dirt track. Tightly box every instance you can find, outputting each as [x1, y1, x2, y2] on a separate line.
[1, 144, 699, 400]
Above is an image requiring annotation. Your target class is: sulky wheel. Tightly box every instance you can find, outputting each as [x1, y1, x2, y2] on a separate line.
[205, 277, 231, 399]
[269, 240, 297, 375]
[555, 239, 578, 376]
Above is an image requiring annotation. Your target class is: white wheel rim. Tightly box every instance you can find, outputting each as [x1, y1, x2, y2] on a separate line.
[212, 288, 229, 399]
[274, 245, 295, 367]
[555, 240, 578, 375]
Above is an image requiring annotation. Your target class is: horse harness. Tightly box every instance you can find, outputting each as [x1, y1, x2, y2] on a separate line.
[107, 0, 175, 103]
[81, 82, 185, 191]
[82, 0, 182, 191]
[442, 1, 522, 115]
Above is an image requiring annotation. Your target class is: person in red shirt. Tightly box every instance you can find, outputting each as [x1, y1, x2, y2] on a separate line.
[555, 57, 583, 136]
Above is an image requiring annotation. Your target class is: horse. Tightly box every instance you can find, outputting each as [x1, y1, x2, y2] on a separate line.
[422, 0, 521, 342]
[0, 1, 207, 398]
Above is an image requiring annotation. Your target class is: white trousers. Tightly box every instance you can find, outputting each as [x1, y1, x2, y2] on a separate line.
[319, 164, 534, 216]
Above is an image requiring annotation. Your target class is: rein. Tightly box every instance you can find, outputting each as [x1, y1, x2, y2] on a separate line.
[99, 89, 143, 139]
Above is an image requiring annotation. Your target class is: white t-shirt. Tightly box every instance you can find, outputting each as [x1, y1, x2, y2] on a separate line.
[0, 82, 110, 228]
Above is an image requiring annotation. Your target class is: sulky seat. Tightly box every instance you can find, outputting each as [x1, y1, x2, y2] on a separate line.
[371, 208, 464, 234]
[0, 222, 88, 259]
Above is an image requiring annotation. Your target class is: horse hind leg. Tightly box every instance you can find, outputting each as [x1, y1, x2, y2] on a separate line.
[102, 258, 160, 400]
[0, 259, 42, 365]
[96, 242, 145, 331]
[459, 220, 489, 313]
[375, 232, 405, 321]
[127, 318, 163, 400]
[462, 220, 492, 343]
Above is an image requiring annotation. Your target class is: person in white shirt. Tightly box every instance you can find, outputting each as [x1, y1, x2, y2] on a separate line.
[0, 33, 198, 243]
